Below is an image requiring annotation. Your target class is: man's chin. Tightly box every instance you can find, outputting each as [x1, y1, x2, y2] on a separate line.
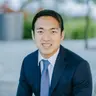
[42, 51, 52, 55]
[40, 50, 52, 56]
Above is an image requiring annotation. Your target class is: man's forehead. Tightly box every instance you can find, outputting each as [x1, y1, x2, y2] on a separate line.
[35, 16, 59, 24]
[37, 16, 57, 20]
[34, 16, 60, 30]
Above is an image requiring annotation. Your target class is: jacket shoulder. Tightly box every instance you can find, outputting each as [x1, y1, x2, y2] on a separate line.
[62, 47, 90, 75]
[23, 50, 38, 63]
[63, 47, 88, 66]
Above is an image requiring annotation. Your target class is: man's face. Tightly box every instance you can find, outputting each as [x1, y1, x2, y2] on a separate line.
[33, 16, 64, 58]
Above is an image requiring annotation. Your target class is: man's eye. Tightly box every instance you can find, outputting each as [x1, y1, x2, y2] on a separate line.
[37, 31, 43, 33]
[52, 31, 57, 33]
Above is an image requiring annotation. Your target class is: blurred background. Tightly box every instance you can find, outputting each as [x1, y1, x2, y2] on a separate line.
[0, 0, 96, 96]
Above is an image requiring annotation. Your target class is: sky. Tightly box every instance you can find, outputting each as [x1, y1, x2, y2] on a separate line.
[0, 0, 27, 11]
[9, 0, 21, 11]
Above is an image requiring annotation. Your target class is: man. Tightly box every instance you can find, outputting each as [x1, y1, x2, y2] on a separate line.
[16, 9, 92, 96]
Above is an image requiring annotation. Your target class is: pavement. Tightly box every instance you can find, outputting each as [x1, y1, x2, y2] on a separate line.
[0, 39, 96, 96]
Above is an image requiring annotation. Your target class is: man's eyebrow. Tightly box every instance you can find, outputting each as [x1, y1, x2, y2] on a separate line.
[36, 27, 44, 30]
[50, 28, 59, 30]
[35, 27, 59, 30]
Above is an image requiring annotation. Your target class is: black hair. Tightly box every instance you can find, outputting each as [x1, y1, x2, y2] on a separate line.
[32, 9, 64, 33]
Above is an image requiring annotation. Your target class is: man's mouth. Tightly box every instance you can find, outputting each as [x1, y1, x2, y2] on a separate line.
[42, 43, 52, 48]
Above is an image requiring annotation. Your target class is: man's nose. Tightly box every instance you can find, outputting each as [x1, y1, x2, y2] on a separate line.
[42, 33, 51, 41]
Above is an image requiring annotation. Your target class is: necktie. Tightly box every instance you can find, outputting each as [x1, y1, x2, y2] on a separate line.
[40, 59, 50, 96]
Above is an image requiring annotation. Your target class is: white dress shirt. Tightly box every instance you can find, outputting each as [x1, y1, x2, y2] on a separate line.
[38, 48, 60, 84]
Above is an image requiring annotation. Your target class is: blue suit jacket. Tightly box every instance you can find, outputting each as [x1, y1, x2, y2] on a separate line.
[16, 45, 92, 96]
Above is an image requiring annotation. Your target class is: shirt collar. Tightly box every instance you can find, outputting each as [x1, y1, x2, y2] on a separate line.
[38, 48, 60, 67]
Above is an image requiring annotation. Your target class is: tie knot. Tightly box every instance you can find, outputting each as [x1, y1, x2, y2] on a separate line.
[42, 59, 50, 70]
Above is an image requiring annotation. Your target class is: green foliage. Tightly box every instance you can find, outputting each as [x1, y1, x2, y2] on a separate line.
[92, 0, 96, 3]
[64, 18, 96, 39]
[23, 16, 96, 40]
[23, 20, 32, 39]
[23, 14, 34, 39]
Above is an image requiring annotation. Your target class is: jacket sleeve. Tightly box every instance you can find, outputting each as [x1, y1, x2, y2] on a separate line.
[72, 60, 92, 96]
[16, 59, 33, 96]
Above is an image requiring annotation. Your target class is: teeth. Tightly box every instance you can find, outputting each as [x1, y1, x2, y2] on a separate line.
[42, 44, 51, 47]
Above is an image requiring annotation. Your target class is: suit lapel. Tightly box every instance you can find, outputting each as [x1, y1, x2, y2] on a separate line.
[32, 50, 41, 96]
[49, 45, 68, 96]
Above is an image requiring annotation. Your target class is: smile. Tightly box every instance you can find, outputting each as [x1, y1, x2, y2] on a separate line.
[42, 43, 52, 48]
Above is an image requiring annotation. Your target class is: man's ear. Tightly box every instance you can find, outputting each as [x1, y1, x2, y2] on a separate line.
[31, 30, 34, 40]
[61, 30, 65, 40]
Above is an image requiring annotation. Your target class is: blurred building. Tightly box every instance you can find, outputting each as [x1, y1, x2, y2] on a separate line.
[22, 0, 96, 20]
[0, 0, 24, 41]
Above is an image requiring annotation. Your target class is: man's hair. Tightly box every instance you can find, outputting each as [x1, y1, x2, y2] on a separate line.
[32, 9, 64, 33]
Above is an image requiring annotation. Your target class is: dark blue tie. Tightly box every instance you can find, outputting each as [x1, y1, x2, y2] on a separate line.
[40, 59, 50, 96]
